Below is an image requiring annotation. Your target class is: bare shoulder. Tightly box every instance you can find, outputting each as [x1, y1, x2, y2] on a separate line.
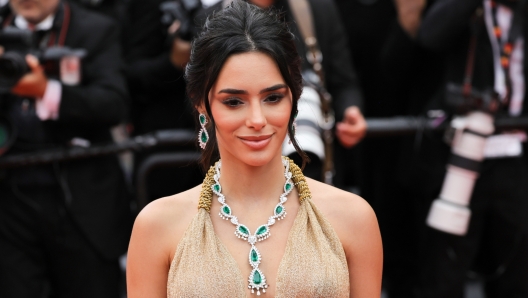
[306, 178, 381, 252]
[127, 186, 204, 297]
[307, 178, 376, 228]
[131, 185, 203, 258]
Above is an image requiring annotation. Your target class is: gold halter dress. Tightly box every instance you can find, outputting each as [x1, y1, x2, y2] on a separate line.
[167, 159, 350, 297]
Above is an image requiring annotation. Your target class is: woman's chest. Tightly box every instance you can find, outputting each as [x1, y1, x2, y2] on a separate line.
[210, 208, 297, 296]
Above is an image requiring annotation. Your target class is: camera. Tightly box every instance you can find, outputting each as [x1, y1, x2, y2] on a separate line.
[444, 83, 500, 114]
[426, 83, 498, 235]
[160, 0, 202, 41]
[282, 85, 326, 161]
[0, 27, 86, 93]
[0, 27, 86, 156]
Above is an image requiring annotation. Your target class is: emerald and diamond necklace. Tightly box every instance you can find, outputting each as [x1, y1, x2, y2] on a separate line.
[212, 157, 294, 296]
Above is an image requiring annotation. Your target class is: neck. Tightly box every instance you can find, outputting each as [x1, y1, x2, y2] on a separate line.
[217, 154, 286, 205]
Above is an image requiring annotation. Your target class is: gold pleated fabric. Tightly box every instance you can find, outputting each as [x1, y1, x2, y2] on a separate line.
[167, 159, 349, 297]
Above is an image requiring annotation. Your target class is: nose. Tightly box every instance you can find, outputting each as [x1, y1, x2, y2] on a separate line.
[246, 101, 267, 130]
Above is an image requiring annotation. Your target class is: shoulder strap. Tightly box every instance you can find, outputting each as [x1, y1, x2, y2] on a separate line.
[288, 0, 335, 184]
[288, 0, 324, 81]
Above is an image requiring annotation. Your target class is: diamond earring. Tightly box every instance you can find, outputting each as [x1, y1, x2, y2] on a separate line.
[198, 113, 209, 149]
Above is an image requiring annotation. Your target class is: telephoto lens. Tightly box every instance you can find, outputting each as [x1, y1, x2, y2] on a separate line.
[426, 111, 494, 235]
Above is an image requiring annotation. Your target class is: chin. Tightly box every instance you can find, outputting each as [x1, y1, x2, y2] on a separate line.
[20, 12, 43, 23]
[231, 147, 283, 168]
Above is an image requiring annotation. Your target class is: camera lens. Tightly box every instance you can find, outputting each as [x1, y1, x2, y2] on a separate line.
[0, 51, 29, 90]
[0, 59, 18, 78]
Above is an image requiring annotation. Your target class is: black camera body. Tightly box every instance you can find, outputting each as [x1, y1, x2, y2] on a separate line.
[0, 27, 86, 93]
[0, 27, 86, 156]
[160, 0, 201, 41]
[445, 82, 501, 115]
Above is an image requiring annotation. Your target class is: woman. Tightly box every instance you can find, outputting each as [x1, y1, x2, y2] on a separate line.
[127, 1, 382, 297]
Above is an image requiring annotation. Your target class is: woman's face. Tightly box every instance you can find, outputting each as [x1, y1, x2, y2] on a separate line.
[207, 51, 292, 167]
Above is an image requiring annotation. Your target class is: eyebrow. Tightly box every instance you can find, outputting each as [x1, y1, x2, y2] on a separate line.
[217, 84, 288, 95]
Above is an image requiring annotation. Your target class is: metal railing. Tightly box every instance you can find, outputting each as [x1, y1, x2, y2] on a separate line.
[2, 116, 528, 209]
[3, 116, 528, 168]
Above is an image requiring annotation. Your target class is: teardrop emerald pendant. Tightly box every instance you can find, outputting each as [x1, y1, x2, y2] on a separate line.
[213, 157, 293, 295]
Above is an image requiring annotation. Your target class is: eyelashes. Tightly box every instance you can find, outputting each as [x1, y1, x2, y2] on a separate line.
[221, 93, 285, 107]
[222, 98, 243, 107]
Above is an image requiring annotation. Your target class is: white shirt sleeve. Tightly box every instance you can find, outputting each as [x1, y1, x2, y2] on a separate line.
[35, 79, 62, 121]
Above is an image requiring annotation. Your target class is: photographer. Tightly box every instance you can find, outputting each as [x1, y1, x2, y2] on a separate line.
[123, 0, 203, 201]
[389, 0, 528, 296]
[0, 0, 131, 297]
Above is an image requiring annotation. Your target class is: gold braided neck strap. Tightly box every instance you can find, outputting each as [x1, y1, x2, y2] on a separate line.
[198, 157, 311, 212]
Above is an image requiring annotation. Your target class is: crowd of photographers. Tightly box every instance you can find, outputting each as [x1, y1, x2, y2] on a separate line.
[0, 0, 526, 297]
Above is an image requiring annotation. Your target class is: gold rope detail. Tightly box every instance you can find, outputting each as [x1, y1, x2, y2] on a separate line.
[197, 164, 216, 212]
[287, 158, 311, 203]
[197, 157, 311, 211]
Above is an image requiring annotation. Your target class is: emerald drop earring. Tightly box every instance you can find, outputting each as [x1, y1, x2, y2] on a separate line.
[198, 113, 209, 149]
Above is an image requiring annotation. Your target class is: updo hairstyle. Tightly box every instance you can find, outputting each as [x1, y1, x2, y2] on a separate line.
[185, 0, 308, 170]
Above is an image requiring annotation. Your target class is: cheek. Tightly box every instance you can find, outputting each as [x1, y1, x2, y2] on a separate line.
[210, 104, 242, 135]
[266, 102, 292, 132]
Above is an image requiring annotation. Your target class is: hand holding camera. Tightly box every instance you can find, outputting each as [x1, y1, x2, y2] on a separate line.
[167, 20, 191, 69]
[9, 53, 47, 98]
[160, 0, 201, 69]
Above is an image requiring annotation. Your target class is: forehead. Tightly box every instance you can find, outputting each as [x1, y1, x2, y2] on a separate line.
[212, 51, 285, 92]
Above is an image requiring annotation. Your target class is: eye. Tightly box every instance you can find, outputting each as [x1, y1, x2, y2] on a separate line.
[264, 93, 285, 103]
[222, 97, 244, 107]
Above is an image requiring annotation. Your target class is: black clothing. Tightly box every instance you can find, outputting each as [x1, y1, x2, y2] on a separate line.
[418, 0, 528, 115]
[123, 0, 203, 201]
[68, 0, 127, 23]
[381, 0, 528, 296]
[416, 158, 528, 298]
[123, 0, 193, 135]
[378, 14, 446, 298]
[0, 2, 131, 297]
[416, 0, 528, 234]
[273, 0, 365, 120]
[274, 0, 364, 185]
[0, 185, 121, 298]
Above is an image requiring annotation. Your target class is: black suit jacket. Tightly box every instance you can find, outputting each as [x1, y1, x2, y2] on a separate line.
[123, 0, 194, 135]
[417, 0, 528, 115]
[0, 1, 131, 259]
[384, 0, 528, 232]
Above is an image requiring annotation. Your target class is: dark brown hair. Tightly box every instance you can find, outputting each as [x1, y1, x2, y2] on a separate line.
[185, 0, 309, 170]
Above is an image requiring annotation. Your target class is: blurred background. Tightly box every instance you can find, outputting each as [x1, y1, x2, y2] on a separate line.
[0, 0, 527, 297]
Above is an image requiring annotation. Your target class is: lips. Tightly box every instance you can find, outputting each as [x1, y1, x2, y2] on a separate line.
[238, 134, 273, 150]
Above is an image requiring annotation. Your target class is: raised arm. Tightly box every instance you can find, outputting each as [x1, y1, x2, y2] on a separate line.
[417, 0, 481, 52]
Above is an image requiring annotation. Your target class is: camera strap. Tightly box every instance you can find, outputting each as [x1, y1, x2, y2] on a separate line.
[288, 0, 335, 184]
[47, 2, 71, 48]
[2, 1, 71, 48]
[462, 9, 483, 99]
[487, 0, 526, 109]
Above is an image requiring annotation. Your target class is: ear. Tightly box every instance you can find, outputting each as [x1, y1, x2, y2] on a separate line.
[195, 103, 206, 116]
